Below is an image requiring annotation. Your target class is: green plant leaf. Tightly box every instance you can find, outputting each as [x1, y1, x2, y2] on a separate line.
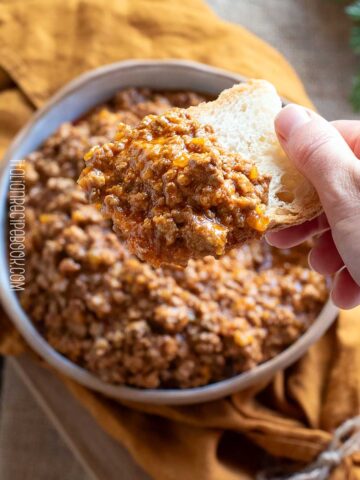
[350, 73, 360, 111]
[350, 26, 360, 52]
[346, 1, 360, 21]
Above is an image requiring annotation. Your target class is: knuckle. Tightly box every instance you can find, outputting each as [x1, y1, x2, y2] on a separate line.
[352, 134, 360, 159]
[291, 130, 335, 172]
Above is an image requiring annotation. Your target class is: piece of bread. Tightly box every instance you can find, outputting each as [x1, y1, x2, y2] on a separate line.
[188, 80, 321, 229]
[79, 80, 322, 268]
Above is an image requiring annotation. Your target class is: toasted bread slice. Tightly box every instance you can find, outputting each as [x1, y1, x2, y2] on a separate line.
[79, 80, 322, 267]
[189, 80, 321, 229]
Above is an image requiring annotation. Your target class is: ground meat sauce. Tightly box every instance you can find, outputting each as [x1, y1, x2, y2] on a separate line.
[79, 110, 270, 267]
[20, 88, 328, 389]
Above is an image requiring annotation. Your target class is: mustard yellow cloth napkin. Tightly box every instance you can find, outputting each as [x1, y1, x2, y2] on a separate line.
[0, 1, 359, 478]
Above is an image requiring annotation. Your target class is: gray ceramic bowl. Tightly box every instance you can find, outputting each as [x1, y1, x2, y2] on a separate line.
[0, 60, 338, 405]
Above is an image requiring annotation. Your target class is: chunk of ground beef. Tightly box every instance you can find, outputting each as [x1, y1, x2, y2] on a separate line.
[79, 110, 270, 266]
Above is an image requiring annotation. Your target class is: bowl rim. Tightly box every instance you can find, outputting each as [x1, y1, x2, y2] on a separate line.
[0, 59, 338, 405]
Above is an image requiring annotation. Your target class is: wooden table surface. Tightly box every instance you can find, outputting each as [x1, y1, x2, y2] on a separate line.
[0, 1, 357, 479]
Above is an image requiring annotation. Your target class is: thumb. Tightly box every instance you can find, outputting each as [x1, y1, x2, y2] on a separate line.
[275, 104, 360, 227]
[275, 104, 360, 284]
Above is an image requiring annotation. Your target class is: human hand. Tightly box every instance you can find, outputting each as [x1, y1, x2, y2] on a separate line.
[266, 105, 360, 309]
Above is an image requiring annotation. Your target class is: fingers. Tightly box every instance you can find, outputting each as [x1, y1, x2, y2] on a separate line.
[331, 268, 360, 310]
[275, 105, 360, 228]
[266, 213, 329, 248]
[308, 230, 344, 275]
[308, 232, 360, 309]
[330, 213, 360, 287]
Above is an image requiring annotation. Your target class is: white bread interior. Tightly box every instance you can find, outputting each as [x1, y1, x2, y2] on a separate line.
[188, 80, 321, 229]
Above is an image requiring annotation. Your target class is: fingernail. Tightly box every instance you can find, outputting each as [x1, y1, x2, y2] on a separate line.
[307, 250, 315, 271]
[265, 232, 276, 246]
[275, 104, 311, 141]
